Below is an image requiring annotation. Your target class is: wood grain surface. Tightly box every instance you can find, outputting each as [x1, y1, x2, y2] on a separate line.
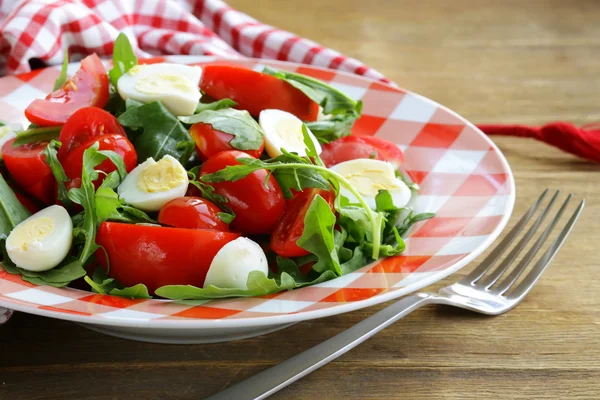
[1, 0, 599, 399]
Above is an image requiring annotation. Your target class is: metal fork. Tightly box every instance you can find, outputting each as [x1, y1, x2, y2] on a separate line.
[207, 190, 585, 400]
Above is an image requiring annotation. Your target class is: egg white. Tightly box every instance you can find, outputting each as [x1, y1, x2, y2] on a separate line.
[117, 155, 188, 212]
[259, 109, 322, 158]
[204, 237, 269, 289]
[6, 205, 73, 272]
[330, 158, 411, 210]
[117, 63, 202, 116]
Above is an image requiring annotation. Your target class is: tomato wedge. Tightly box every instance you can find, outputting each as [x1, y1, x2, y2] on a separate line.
[58, 106, 127, 158]
[190, 122, 264, 161]
[24, 54, 109, 127]
[158, 197, 230, 231]
[320, 136, 405, 168]
[2, 139, 54, 205]
[95, 222, 240, 293]
[201, 65, 320, 121]
[61, 134, 137, 184]
[271, 188, 336, 257]
[200, 150, 286, 234]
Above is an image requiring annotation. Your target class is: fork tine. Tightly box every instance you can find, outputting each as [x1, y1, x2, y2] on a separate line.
[477, 190, 560, 288]
[462, 189, 549, 284]
[509, 200, 585, 300]
[494, 194, 573, 294]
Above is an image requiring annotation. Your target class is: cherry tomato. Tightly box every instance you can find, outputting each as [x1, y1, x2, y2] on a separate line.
[58, 106, 127, 158]
[2, 139, 54, 205]
[95, 222, 240, 293]
[271, 188, 336, 257]
[24, 54, 109, 127]
[200, 150, 286, 234]
[158, 197, 230, 231]
[320, 136, 405, 168]
[190, 122, 264, 161]
[201, 65, 320, 121]
[61, 134, 137, 184]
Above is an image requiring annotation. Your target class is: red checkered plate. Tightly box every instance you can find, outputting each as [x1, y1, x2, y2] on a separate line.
[0, 57, 515, 343]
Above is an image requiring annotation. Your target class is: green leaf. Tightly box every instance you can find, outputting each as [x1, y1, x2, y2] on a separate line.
[53, 49, 69, 91]
[118, 101, 193, 165]
[263, 67, 358, 115]
[109, 33, 138, 88]
[340, 246, 367, 274]
[95, 187, 122, 223]
[0, 174, 31, 241]
[397, 211, 435, 236]
[18, 257, 86, 287]
[110, 284, 151, 299]
[305, 111, 360, 144]
[155, 268, 336, 300]
[297, 195, 341, 275]
[178, 108, 264, 151]
[42, 140, 74, 210]
[301, 124, 324, 166]
[13, 126, 61, 147]
[217, 212, 235, 224]
[194, 98, 237, 114]
[188, 180, 235, 218]
[375, 190, 398, 212]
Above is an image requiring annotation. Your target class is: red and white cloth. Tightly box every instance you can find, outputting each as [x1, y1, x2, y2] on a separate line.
[0, 0, 391, 84]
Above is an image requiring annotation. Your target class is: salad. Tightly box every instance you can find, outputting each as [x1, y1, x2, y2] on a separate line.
[0, 34, 433, 300]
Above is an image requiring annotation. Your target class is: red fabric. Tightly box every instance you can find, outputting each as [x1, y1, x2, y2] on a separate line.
[477, 123, 600, 163]
[0, 0, 597, 162]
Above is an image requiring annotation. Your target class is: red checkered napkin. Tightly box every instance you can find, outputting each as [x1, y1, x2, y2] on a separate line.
[0, 0, 391, 84]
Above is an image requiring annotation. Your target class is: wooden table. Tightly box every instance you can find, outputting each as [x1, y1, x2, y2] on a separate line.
[1, 0, 599, 398]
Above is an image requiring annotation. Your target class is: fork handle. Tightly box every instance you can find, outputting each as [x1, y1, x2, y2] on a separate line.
[206, 293, 435, 400]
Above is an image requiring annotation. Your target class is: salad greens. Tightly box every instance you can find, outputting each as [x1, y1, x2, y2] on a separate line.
[179, 108, 264, 151]
[43, 140, 74, 210]
[109, 33, 138, 88]
[194, 98, 237, 114]
[118, 100, 194, 165]
[53, 48, 70, 91]
[13, 126, 61, 147]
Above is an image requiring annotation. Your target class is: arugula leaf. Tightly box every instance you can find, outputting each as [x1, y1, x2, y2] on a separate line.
[155, 268, 335, 300]
[42, 140, 74, 210]
[397, 211, 435, 236]
[53, 48, 69, 91]
[263, 67, 358, 115]
[85, 269, 151, 299]
[13, 126, 61, 147]
[217, 212, 235, 224]
[178, 108, 264, 151]
[95, 186, 155, 224]
[194, 98, 237, 114]
[18, 257, 86, 287]
[340, 246, 367, 274]
[109, 32, 138, 88]
[0, 173, 31, 241]
[297, 195, 341, 275]
[118, 101, 193, 165]
[188, 179, 235, 220]
[306, 111, 360, 144]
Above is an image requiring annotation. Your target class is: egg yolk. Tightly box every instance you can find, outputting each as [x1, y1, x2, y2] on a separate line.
[10, 217, 55, 251]
[275, 118, 305, 149]
[135, 73, 195, 95]
[137, 157, 187, 193]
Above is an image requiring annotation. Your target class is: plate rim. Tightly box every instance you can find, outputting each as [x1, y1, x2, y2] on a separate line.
[0, 56, 515, 329]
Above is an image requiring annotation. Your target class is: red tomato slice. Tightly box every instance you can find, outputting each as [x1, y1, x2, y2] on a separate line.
[190, 122, 264, 161]
[58, 106, 127, 158]
[200, 150, 286, 234]
[24, 54, 109, 127]
[2, 139, 54, 205]
[271, 188, 336, 258]
[158, 197, 230, 231]
[201, 65, 320, 121]
[95, 222, 241, 293]
[320, 136, 405, 168]
[61, 134, 137, 184]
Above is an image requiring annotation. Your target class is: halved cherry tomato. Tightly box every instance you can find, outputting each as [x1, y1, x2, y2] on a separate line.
[2, 139, 54, 205]
[24, 54, 109, 127]
[200, 150, 286, 234]
[58, 106, 127, 158]
[158, 197, 230, 231]
[201, 65, 320, 121]
[271, 188, 336, 258]
[95, 222, 240, 293]
[61, 134, 137, 184]
[190, 122, 264, 161]
[320, 136, 405, 168]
